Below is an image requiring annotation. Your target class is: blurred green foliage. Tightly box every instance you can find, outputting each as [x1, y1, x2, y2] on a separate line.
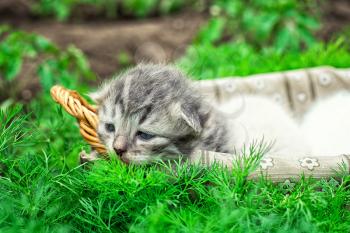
[122, 0, 158, 17]
[336, 26, 350, 48]
[197, 0, 320, 52]
[0, 25, 56, 82]
[31, 0, 78, 21]
[0, 26, 95, 102]
[31, 0, 196, 21]
[117, 50, 133, 68]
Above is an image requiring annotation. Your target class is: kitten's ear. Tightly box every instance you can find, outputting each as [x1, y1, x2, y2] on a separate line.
[172, 102, 202, 134]
[89, 84, 110, 105]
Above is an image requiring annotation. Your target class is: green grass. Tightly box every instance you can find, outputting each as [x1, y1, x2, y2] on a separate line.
[178, 39, 350, 80]
[1, 39, 350, 232]
[1, 105, 350, 232]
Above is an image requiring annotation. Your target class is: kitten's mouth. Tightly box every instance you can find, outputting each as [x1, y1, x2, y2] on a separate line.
[120, 155, 130, 164]
[119, 152, 156, 165]
[109, 151, 131, 164]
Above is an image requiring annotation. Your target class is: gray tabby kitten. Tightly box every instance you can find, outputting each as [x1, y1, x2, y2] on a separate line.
[82, 62, 310, 163]
[88, 64, 232, 164]
[83, 63, 350, 164]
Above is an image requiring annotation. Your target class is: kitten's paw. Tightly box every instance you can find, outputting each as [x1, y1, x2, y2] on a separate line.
[79, 150, 100, 164]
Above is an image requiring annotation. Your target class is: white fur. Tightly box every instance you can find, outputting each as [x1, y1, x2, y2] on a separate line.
[217, 92, 350, 157]
[302, 92, 350, 156]
[218, 95, 311, 156]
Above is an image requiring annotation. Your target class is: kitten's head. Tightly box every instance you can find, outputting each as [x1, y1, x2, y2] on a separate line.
[91, 64, 209, 164]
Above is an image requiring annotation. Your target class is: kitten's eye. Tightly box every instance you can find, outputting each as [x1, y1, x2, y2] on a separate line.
[105, 123, 115, 132]
[136, 131, 155, 140]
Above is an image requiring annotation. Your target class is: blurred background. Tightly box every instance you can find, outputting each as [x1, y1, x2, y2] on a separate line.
[0, 0, 350, 106]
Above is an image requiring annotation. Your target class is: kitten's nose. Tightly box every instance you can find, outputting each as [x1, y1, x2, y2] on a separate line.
[113, 136, 128, 156]
[115, 147, 127, 156]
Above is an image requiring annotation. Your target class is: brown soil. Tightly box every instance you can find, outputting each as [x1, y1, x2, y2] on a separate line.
[5, 12, 205, 78]
[317, 0, 350, 40]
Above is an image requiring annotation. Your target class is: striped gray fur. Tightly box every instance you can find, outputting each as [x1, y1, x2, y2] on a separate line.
[91, 64, 232, 164]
